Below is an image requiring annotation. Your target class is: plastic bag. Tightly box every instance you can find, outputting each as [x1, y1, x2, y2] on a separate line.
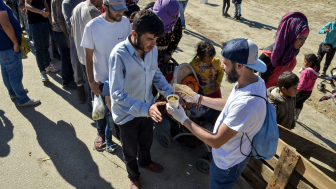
[173, 83, 195, 98]
[92, 94, 105, 120]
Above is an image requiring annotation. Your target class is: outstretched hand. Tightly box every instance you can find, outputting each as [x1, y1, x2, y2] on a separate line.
[166, 104, 188, 124]
[149, 101, 166, 123]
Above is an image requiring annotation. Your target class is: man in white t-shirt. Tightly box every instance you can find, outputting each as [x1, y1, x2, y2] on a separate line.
[167, 38, 267, 189]
[80, 0, 131, 151]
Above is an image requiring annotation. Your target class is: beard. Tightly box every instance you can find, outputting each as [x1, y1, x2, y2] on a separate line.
[134, 35, 146, 52]
[226, 67, 240, 84]
[107, 8, 122, 22]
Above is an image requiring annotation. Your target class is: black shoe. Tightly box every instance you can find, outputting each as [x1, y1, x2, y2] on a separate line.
[224, 13, 231, 18]
[62, 81, 77, 90]
[53, 52, 61, 60]
[320, 71, 326, 77]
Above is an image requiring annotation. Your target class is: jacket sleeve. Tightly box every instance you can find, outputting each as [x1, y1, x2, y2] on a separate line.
[56, 0, 67, 32]
[167, 18, 183, 54]
[61, 0, 72, 34]
[318, 22, 331, 34]
[215, 59, 224, 85]
[297, 70, 308, 93]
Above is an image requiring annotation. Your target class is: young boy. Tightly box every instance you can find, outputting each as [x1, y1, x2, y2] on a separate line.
[267, 71, 299, 130]
[102, 80, 117, 153]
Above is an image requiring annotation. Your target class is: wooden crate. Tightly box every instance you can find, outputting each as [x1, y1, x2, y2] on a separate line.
[241, 125, 336, 189]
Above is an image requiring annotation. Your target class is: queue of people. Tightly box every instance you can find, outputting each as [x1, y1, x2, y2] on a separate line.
[1, 0, 336, 188]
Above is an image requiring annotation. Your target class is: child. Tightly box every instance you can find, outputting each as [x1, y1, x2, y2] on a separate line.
[101, 80, 117, 153]
[267, 71, 299, 129]
[295, 54, 321, 120]
[232, 0, 242, 20]
[190, 40, 224, 98]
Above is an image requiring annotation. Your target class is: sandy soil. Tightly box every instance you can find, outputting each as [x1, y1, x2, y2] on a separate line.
[139, 0, 336, 120]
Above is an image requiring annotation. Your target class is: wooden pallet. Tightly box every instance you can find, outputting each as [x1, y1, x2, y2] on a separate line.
[241, 125, 336, 189]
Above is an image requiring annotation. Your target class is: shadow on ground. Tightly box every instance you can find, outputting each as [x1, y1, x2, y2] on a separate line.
[227, 17, 277, 31]
[0, 110, 13, 157]
[296, 121, 336, 151]
[17, 107, 113, 188]
[183, 29, 222, 48]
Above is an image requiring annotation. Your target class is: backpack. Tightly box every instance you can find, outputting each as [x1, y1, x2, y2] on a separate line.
[240, 94, 279, 160]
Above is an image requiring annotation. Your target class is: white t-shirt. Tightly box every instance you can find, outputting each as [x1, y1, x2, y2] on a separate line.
[70, 2, 101, 65]
[212, 74, 267, 170]
[81, 15, 131, 83]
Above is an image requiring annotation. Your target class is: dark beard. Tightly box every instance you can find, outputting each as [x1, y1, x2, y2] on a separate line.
[107, 8, 121, 22]
[226, 67, 240, 84]
[134, 35, 145, 52]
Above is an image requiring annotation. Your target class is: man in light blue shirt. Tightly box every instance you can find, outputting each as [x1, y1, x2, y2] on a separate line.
[109, 9, 172, 189]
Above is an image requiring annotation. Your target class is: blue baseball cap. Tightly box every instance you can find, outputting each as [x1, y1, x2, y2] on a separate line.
[221, 38, 267, 73]
[104, 0, 128, 12]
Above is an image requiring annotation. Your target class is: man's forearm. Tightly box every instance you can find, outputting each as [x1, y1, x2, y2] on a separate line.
[183, 119, 219, 148]
[201, 96, 227, 111]
[85, 58, 95, 83]
[25, 3, 43, 14]
[1, 22, 19, 46]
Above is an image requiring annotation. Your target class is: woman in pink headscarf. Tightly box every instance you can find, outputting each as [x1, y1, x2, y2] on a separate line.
[259, 12, 310, 88]
[149, 0, 182, 65]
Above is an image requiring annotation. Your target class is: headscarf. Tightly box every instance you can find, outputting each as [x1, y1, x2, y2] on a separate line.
[150, 0, 180, 34]
[271, 12, 309, 67]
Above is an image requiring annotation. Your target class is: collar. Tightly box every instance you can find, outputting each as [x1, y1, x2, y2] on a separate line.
[125, 35, 138, 57]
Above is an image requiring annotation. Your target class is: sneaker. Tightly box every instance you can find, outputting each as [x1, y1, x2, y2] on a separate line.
[77, 85, 86, 104]
[18, 98, 41, 107]
[320, 71, 326, 77]
[224, 13, 231, 17]
[182, 26, 186, 30]
[53, 52, 61, 61]
[45, 63, 60, 73]
[107, 142, 118, 153]
[10, 88, 29, 99]
[40, 71, 49, 82]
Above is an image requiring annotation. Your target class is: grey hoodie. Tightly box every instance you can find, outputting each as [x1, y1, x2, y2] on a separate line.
[267, 86, 296, 129]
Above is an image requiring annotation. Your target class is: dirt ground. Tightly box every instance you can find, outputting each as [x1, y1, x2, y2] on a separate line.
[140, 0, 336, 119]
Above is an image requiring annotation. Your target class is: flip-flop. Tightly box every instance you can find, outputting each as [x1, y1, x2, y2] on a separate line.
[94, 135, 106, 151]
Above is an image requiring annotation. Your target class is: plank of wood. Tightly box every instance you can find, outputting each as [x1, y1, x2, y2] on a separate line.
[278, 124, 336, 169]
[278, 139, 336, 188]
[265, 157, 314, 189]
[242, 165, 267, 189]
[266, 147, 300, 189]
[248, 157, 273, 183]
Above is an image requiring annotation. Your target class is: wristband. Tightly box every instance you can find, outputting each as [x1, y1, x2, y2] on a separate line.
[89, 81, 96, 85]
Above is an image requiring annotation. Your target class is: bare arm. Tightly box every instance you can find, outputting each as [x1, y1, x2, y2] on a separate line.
[44, 0, 52, 24]
[18, 0, 25, 9]
[26, 0, 48, 17]
[0, 11, 20, 52]
[84, 48, 101, 95]
[183, 119, 238, 149]
[201, 96, 227, 111]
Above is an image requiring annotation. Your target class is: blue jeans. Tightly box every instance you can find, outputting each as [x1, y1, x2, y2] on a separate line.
[209, 156, 250, 189]
[9, 2, 20, 21]
[30, 21, 50, 72]
[234, 4, 241, 15]
[105, 105, 115, 143]
[178, 1, 188, 28]
[53, 31, 74, 84]
[0, 49, 30, 104]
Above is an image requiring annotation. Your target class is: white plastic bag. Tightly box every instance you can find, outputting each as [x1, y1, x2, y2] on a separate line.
[92, 94, 105, 120]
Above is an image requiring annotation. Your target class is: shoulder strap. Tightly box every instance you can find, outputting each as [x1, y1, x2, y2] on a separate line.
[247, 94, 267, 102]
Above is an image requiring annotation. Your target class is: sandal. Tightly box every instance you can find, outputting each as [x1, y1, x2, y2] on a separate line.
[106, 141, 117, 153]
[94, 135, 106, 151]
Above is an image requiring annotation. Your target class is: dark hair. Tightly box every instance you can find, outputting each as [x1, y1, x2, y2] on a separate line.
[132, 9, 165, 38]
[130, 11, 138, 20]
[278, 71, 299, 91]
[304, 54, 321, 72]
[193, 40, 216, 61]
[144, 2, 155, 9]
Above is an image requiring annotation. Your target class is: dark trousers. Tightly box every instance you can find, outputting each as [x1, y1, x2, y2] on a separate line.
[119, 117, 154, 181]
[222, 0, 230, 15]
[81, 64, 93, 108]
[317, 42, 336, 72]
[296, 93, 311, 109]
[53, 31, 74, 84]
[30, 21, 50, 72]
[48, 22, 59, 54]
